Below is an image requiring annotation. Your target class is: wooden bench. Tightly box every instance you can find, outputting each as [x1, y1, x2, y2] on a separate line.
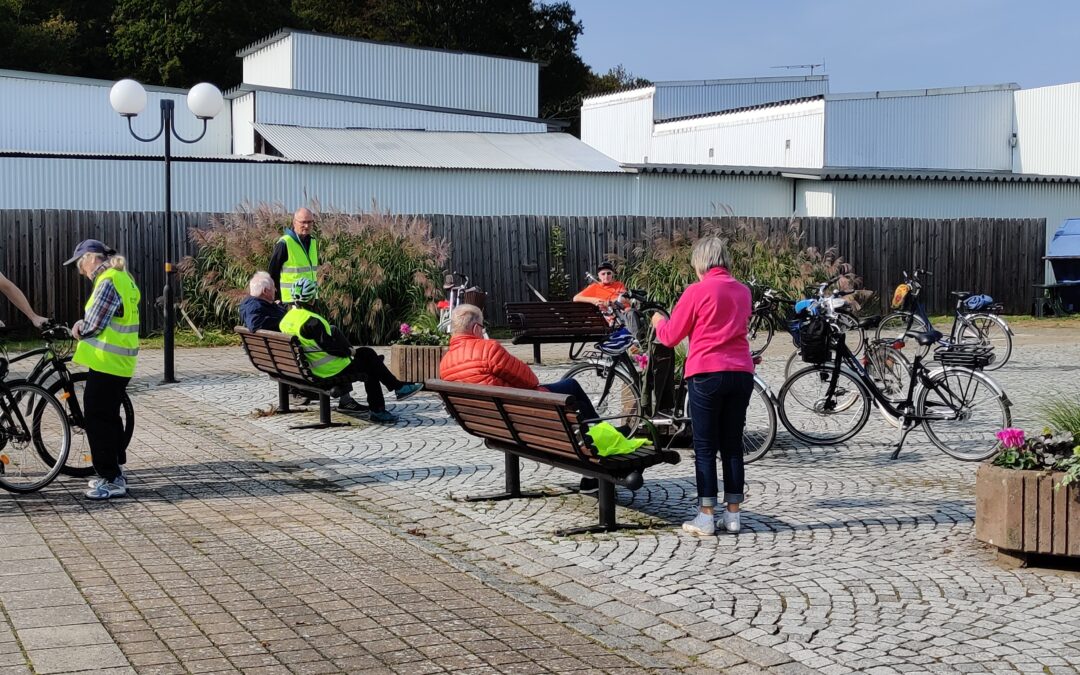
[235, 326, 360, 430]
[503, 301, 612, 364]
[427, 379, 680, 536]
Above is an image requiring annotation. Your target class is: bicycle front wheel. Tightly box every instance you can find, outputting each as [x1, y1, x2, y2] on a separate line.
[835, 312, 865, 356]
[44, 373, 135, 477]
[0, 383, 70, 493]
[743, 378, 777, 463]
[748, 313, 774, 358]
[917, 368, 1011, 461]
[956, 314, 1012, 371]
[562, 361, 641, 433]
[778, 366, 871, 445]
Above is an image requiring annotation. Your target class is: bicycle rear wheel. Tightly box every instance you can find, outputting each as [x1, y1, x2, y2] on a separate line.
[743, 379, 777, 463]
[876, 312, 929, 360]
[0, 383, 70, 493]
[778, 366, 871, 445]
[917, 368, 1011, 461]
[43, 373, 134, 477]
[748, 313, 774, 357]
[956, 314, 1012, 371]
[562, 361, 641, 433]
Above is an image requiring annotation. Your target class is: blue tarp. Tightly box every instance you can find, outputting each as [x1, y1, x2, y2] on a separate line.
[1048, 219, 1080, 258]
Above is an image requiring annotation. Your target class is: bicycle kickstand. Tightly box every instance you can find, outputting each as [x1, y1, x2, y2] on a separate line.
[890, 418, 918, 460]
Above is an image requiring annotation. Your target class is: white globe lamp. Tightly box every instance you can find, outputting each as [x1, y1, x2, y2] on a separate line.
[187, 82, 224, 119]
[110, 79, 147, 117]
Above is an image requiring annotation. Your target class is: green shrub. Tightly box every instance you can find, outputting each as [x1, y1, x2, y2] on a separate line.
[620, 219, 864, 310]
[179, 205, 447, 345]
[1041, 395, 1080, 438]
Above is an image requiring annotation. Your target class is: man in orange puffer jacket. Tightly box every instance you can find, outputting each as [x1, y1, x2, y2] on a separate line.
[440, 304, 611, 493]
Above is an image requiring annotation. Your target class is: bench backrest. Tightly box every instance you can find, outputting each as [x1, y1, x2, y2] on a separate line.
[503, 301, 610, 338]
[234, 326, 311, 381]
[426, 379, 597, 465]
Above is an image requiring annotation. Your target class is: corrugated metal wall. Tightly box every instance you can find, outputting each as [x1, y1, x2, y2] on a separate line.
[231, 93, 255, 155]
[289, 33, 538, 117]
[653, 77, 828, 120]
[0, 75, 231, 156]
[580, 90, 654, 164]
[1014, 83, 1080, 176]
[825, 90, 1014, 171]
[650, 100, 825, 168]
[252, 91, 544, 134]
[241, 35, 294, 89]
[0, 157, 793, 217]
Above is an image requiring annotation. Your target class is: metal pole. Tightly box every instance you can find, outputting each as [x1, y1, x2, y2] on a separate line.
[162, 100, 176, 383]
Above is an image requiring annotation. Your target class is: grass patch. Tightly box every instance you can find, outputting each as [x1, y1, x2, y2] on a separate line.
[139, 329, 242, 349]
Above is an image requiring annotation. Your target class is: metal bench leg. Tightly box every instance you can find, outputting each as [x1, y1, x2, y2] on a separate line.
[454, 452, 546, 502]
[555, 479, 648, 537]
[289, 393, 352, 430]
[533, 343, 542, 365]
[279, 382, 291, 413]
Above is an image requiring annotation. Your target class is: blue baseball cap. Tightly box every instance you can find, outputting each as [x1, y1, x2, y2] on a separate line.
[64, 239, 116, 265]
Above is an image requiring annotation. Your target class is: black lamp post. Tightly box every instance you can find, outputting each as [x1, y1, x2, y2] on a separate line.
[109, 79, 224, 384]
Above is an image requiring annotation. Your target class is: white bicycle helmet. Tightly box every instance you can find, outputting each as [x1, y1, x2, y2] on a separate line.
[292, 277, 318, 303]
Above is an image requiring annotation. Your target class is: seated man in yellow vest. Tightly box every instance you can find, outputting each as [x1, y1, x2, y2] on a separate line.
[269, 207, 318, 302]
[279, 277, 424, 423]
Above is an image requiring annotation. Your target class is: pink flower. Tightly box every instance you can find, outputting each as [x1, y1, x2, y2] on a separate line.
[399, 323, 411, 336]
[996, 428, 1025, 449]
[634, 353, 649, 370]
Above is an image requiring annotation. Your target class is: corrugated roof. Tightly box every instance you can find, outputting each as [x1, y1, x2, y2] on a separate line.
[252, 125, 626, 172]
[628, 163, 1080, 183]
[654, 96, 825, 124]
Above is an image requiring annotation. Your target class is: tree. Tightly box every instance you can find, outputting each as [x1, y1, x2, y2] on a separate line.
[108, 0, 295, 87]
[0, 0, 80, 74]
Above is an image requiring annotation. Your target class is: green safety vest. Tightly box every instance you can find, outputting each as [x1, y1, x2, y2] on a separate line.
[279, 307, 350, 378]
[278, 234, 318, 302]
[73, 267, 141, 378]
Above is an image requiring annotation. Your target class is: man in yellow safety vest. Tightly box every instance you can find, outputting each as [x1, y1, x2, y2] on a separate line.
[279, 277, 424, 423]
[269, 207, 318, 302]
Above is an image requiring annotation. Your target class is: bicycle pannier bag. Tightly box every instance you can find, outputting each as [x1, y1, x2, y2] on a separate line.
[800, 316, 832, 364]
[963, 294, 994, 311]
[891, 284, 910, 309]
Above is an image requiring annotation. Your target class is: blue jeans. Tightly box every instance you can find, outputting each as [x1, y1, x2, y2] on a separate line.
[687, 371, 754, 507]
[539, 379, 599, 421]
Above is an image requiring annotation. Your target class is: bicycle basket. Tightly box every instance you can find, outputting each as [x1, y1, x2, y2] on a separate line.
[933, 344, 995, 369]
[462, 288, 487, 312]
[799, 316, 834, 364]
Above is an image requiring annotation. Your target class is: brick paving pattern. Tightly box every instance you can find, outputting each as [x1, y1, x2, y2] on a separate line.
[1, 327, 1079, 674]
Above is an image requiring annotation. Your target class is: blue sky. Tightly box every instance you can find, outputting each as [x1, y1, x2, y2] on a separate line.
[567, 1, 1079, 93]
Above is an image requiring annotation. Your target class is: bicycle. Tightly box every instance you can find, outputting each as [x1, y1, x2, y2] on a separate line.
[777, 315, 1012, 461]
[5, 322, 134, 477]
[562, 289, 778, 463]
[0, 354, 72, 493]
[437, 272, 487, 335]
[875, 268, 1013, 371]
[749, 278, 869, 359]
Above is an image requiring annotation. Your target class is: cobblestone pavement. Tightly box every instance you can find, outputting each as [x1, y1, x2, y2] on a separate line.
[2, 334, 1079, 674]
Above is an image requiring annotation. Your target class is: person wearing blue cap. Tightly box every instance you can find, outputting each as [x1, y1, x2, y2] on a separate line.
[65, 239, 140, 500]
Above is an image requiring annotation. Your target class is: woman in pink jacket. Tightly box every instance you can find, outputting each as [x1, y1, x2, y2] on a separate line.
[651, 237, 754, 536]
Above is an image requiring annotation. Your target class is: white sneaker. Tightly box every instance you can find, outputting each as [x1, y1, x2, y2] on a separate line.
[88, 472, 126, 489]
[681, 512, 715, 537]
[85, 479, 126, 500]
[722, 510, 741, 533]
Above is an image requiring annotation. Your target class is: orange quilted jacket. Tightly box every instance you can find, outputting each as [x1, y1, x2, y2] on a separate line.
[439, 335, 539, 389]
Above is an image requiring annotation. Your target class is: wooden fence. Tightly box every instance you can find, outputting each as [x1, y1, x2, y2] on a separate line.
[0, 210, 1046, 333]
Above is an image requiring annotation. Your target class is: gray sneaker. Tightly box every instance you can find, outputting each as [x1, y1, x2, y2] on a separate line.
[85, 479, 127, 500]
[681, 512, 715, 537]
[722, 510, 741, 533]
[88, 471, 126, 489]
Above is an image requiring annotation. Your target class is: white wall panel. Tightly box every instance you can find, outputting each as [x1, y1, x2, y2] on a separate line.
[0, 75, 231, 156]
[825, 90, 1014, 171]
[653, 77, 828, 120]
[241, 35, 294, 89]
[0, 157, 792, 217]
[254, 91, 543, 133]
[1014, 83, 1080, 176]
[231, 93, 255, 155]
[581, 90, 655, 164]
[290, 33, 538, 117]
[650, 100, 824, 168]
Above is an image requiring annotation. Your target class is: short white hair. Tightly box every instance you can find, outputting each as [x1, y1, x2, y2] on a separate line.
[249, 271, 275, 297]
[450, 304, 484, 335]
[691, 236, 731, 276]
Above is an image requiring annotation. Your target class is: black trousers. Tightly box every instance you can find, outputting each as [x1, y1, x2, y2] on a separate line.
[339, 347, 405, 412]
[84, 369, 131, 482]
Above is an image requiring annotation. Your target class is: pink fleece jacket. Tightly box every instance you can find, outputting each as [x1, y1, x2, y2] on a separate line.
[654, 267, 754, 378]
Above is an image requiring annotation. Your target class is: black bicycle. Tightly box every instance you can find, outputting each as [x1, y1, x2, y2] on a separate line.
[6, 322, 134, 477]
[778, 314, 1011, 461]
[0, 357, 71, 493]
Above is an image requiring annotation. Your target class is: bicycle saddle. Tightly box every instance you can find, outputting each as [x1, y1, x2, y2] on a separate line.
[905, 329, 943, 346]
[857, 315, 881, 329]
[949, 291, 972, 300]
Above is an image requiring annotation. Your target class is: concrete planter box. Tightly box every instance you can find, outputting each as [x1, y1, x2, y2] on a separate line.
[390, 344, 448, 383]
[975, 463, 1080, 564]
